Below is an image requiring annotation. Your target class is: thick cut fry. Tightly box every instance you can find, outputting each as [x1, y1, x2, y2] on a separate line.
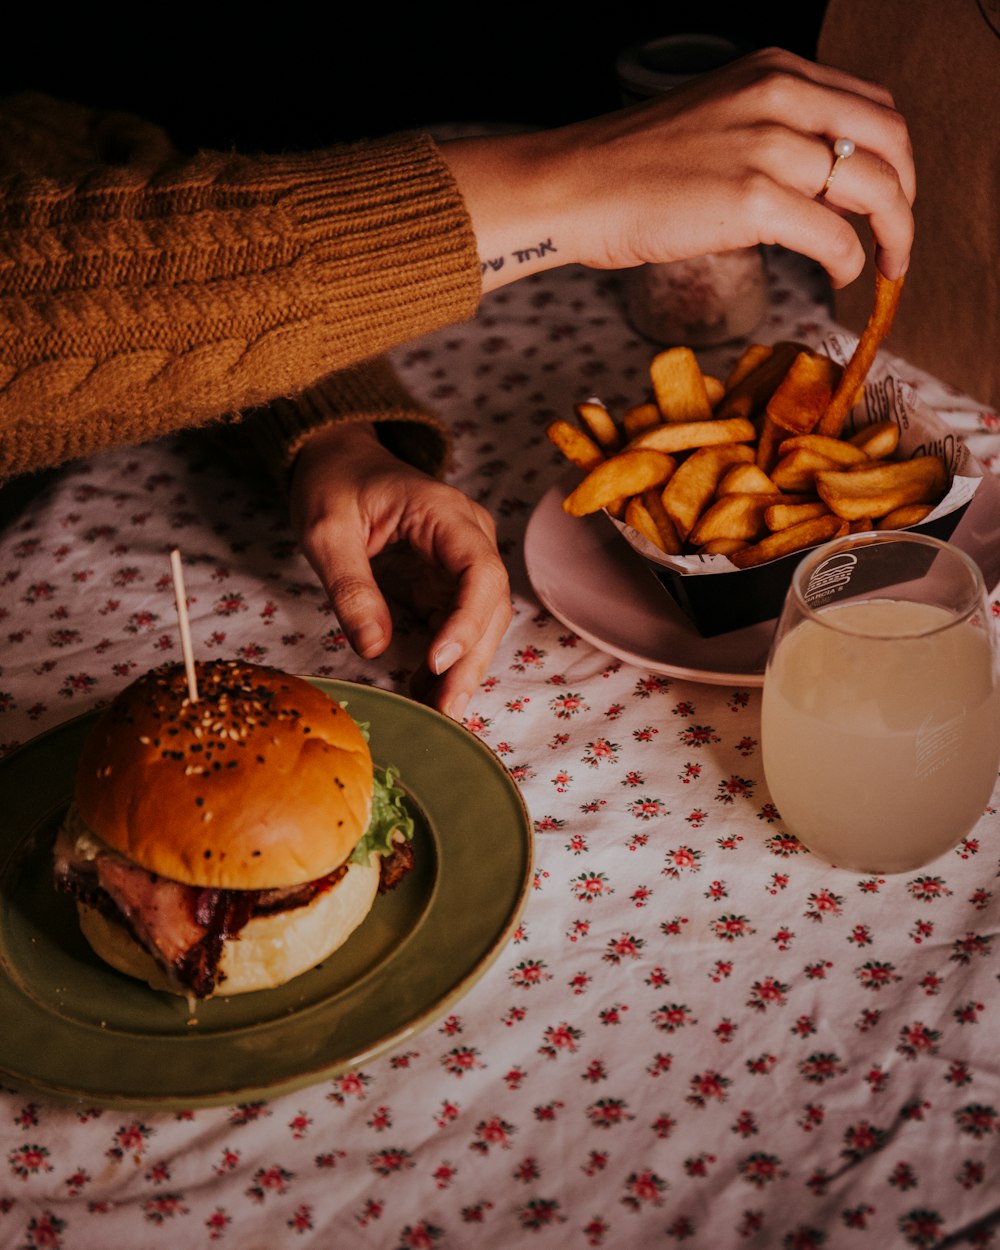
[546, 419, 605, 471]
[765, 350, 842, 436]
[771, 447, 842, 493]
[628, 416, 756, 456]
[876, 503, 935, 530]
[755, 415, 787, 475]
[729, 515, 849, 569]
[640, 487, 683, 554]
[778, 433, 868, 466]
[625, 494, 682, 555]
[649, 346, 714, 422]
[703, 375, 725, 408]
[716, 462, 779, 496]
[724, 342, 773, 391]
[659, 444, 756, 540]
[689, 492, 791, 546]
[575, 399, 622, 452]
[563, 449, 677, 517]
[716, 340, 808, 421]
[816, 272, 906, 437]
[848, 420, 900, 460]
[699, 537, 750, 556]
[765, 500, 831, 531]
[623, 401, 662, 438]
[815, 455, 947, 521]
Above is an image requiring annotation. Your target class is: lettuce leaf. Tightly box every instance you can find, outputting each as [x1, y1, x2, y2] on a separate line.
[350, 765, 414, 863]
[338, 703, 414, 863]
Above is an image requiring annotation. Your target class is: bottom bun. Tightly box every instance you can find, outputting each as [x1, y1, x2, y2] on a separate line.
[77, 856, 381, 998]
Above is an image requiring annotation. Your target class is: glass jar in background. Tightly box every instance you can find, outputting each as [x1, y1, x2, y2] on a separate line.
[615, 33, 769, 348]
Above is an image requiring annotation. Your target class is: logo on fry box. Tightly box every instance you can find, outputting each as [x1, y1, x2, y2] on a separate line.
[804, 553, 857, 605]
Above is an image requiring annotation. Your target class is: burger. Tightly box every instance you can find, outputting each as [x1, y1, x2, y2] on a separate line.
[52, 659, 415, 1001]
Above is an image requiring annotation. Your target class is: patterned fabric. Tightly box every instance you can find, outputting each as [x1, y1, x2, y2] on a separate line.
[1, 247, 998, 1250]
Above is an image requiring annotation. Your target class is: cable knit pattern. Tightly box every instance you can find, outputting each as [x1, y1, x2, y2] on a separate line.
[0, 94, 480, 478]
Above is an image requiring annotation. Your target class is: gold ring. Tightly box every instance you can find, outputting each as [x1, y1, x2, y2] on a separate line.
[820, 137, 856, 197]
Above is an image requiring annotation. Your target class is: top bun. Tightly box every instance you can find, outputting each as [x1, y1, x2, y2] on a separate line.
[74, 661, 373, 890]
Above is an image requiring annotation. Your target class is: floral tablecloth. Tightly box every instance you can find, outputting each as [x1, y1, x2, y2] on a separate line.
[2, 245, 999, 1250]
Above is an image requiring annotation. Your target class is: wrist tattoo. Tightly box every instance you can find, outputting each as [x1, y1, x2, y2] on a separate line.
[481, 238, 557, 275]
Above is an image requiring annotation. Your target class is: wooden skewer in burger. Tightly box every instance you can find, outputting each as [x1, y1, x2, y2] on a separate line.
[53, 552, 415, 1001]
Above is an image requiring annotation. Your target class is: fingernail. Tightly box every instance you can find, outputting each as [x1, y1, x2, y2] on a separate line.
[443, 689, 470, 721]
[432, 640, 464, 675]
[355, 621, 386, 658]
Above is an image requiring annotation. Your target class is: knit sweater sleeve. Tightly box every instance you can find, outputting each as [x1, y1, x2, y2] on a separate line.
[0, 93, 480, 478]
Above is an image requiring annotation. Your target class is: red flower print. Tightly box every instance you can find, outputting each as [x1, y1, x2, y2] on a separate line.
[538, 1022, 583, 1058]
[470, 1116, 516, 1153]
[621, 1168, 668, 1209]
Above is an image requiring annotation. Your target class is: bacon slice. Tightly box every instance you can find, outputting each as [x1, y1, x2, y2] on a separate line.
[53, 819, 346, 998]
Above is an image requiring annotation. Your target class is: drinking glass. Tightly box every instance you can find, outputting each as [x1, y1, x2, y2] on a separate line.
[761, 531, 1000, 874]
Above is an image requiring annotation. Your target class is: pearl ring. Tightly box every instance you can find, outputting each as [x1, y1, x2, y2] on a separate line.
[820, 137, 856, 197]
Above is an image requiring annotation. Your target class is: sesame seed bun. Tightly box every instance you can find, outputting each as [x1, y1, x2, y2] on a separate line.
[74, 660, 373, 891]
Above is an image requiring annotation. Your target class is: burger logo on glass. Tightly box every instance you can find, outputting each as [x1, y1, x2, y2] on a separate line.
[53, 660, 414, 1003]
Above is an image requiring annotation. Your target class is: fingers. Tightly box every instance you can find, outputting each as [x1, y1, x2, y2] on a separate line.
[817, 147, 914, 282]
[298, 514, 396, 660]
[738, 52, 916, 277]
[748, 126, 914, 283]
[411, 576, 512, 721]
[419, 515, 513, 719]
[289, 423, 512, 721]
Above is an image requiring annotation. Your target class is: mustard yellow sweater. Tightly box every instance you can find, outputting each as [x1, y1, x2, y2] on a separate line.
[0, 93, 483, 480]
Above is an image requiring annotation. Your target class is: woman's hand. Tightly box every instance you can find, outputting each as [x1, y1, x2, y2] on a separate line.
[289, 421, 511, 721]
[443, 47, 914, 292]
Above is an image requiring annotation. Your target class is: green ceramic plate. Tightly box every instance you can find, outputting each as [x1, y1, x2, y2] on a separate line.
[0, 679, 533, 1110]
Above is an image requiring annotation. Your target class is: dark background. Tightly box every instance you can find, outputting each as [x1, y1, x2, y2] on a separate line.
[6, 5, 830, 151]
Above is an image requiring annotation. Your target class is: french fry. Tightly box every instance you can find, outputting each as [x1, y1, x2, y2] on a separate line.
[765, 500, 832, 531]
[716, 462, 779, 496]
[625, 493, 682, 555]
[848, 419, 900, 460]
[716, 340, 809, 421]
[755, 415, 787, 476]
[575, 399, 622, 452]
[622, 402, 662, 439]
[765, 349, 842, 436]
[640, 486, 683, 554]
[660, 444, 756, 541]
[563, 449, 677, 517]
[876, 502, 935, 530]
[703, 375, 726, 408]
[815, 455, 947, 521]
[649, 346, 714, 422]
[628, 416, 756, 456]
[729, 514, 849, 569]
[778, 433, 868, 467]
[605, 496, 629, 520]
[546, 419, 605, 471]
[771, 446, 842, 493]
[699, 537, 750, 556]
[689, 492, 791, 546]
[724, 342, 774, 391]
[816, 272, 906, 437]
